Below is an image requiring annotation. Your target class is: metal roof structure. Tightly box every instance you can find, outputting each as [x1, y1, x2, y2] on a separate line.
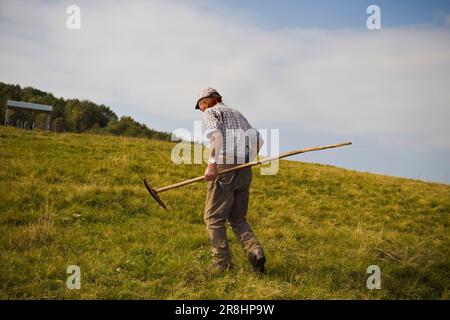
[4, 100, 53, 130]
[6, 100, 53, 112]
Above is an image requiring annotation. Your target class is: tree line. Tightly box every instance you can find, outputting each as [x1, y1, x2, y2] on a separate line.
[0, 82, 174, 141]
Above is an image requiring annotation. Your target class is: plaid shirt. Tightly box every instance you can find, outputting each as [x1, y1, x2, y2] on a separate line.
[202, 103, 261, 163]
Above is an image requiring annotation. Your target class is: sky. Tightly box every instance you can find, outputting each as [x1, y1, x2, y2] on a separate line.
[0, 0, 449, 183]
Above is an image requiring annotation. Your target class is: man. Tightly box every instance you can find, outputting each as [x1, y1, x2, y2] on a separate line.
[195, 87, 266, 273]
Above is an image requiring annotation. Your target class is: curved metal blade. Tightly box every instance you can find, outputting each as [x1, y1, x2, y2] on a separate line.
[143, 177, 168, 210]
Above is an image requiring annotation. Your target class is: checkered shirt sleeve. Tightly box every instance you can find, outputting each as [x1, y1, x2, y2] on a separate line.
[202, 103, 260, 159]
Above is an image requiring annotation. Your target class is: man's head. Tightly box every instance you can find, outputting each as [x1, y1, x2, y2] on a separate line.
[195, 87, 222, 112]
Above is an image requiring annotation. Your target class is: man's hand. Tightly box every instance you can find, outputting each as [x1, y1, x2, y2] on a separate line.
[204, 163, 218, 181]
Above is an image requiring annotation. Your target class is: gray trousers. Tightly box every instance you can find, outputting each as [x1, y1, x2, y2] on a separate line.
[204, 164, 264, 267]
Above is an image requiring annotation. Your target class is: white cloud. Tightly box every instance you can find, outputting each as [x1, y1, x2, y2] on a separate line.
[1, 0, 449, 150]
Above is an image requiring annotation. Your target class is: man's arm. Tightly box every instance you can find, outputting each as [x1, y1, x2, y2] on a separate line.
[257, 131, 264, 153]
[246, 129, 264, 162]
[202, 108, 223, 181]
[204, 131, 223, 181]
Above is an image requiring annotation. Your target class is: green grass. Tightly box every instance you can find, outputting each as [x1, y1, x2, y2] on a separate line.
[0, 126, 449, 299]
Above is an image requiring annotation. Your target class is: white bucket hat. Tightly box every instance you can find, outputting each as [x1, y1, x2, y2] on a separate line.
[195, 87, 222, 109]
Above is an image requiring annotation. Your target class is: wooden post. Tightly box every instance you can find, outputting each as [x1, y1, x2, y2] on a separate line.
[46, 113, 51, 131]
[4, 107, 8, 126]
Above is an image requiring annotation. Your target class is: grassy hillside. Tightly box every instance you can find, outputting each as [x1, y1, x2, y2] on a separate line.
[0, 126, 448, 299]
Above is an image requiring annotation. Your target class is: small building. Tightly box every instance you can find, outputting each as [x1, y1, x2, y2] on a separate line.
[4, 100, 53, 130]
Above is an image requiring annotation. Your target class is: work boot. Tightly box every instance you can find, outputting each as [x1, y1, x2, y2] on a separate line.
[247, 249, 265, 273]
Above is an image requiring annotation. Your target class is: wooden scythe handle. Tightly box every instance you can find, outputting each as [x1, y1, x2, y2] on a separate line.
[155, 141, 352, 193]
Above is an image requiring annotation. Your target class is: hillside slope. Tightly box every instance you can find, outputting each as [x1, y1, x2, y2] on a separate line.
[0, 126, 448, 299]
